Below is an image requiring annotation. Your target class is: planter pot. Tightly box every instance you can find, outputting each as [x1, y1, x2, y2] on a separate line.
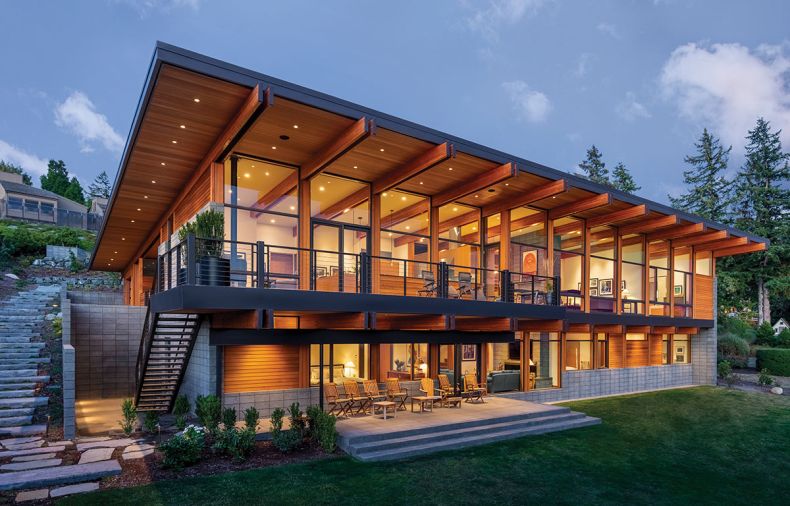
[199, 256, 230, 286]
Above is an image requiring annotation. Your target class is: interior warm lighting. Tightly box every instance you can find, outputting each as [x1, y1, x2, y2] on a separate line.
[179, 124, 186, 129]
[505, 183, 509, 186]
[228, 190, 233, 194]
[353, 165, 358, 169]
[171, 140, 177, 144]
[110, 258, 114, 261]
[401, 196, 407, 201]
[289, 205, 295, 210]
[160, 162, 166, 166]
[265, 171, 270, 176]
[136, 208, 141, 211]
[270, 219, 276, 223]
[448, 167, 453, 171]
[382, 192, 388, 197]
[122, 238, 126, 241]
[151, 180, 156, 183]
[472, 226, 477, 231]
[114, 251, 117, 254]
[474, 194, 479, 198]
[131, 220, 135, 223]
[319, 186, 325, 192]
[271, 146, 277, 150]
[193, 98, 200, 103]
[343, 208, 350, 213]
[244, 173, 250, 178]
[293, 124, 299, 129]
[452, 207, 458, 212]
[419, 237, 425, 242]
[388, 232, 392, 237]
[419, 181, 423, 185]
[144, 195, 148, 199]
[379, 148, 385, 152]
[405, 226, 410, 230]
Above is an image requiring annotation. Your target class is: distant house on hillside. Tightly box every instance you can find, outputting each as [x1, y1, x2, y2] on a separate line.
[89, 197, 109, 217]
[0, 171, 93, 228]
[774, 318, 789, 336]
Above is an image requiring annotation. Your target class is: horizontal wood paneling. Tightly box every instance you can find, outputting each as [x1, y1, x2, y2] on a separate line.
[173, 168, 210, 229]
[223, 345, 300, 393]
[694, 274, 713, 320]
[626, 340, 649, 367]
[609, 334, 624, 369]
[649, 334, 664, 366]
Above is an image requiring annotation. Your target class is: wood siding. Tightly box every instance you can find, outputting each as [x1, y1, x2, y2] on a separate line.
[609, 334, 624, 368]
[626, 339, 649, 367]
[173, 167, 210, 229]
[694, 274, 714, 319]
[648, 334, 664, 366]
[223, 345, 300, 393]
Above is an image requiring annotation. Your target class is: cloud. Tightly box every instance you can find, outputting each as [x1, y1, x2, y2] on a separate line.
[660, 42, 790, 152]
[0, 140, 48, 178]
[54, 91, 124, 153]
[616, 92, 651, 121]
[502, 81, 552, 123]
[596, 22, 622, 39]
[463, 0, 548, 42]
[573, 53, 594, 78]
[112, 0, 201, 17]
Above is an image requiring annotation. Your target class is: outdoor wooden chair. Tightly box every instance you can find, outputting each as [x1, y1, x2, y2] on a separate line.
[437, 374, 462, 408]
[412, 377, 441, 413]
[324, 382, 352, 417]
[418, 270, 437, 297]
[463, 373, 487, 403]
[343, 380, 370, 414]
[362, 379, 388, 404]
[386, 378, 408, 411]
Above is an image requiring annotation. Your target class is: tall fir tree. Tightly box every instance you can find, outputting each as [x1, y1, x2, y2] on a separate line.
[668, 129, 732, 222]
[578, 145, 609, 185]
[64, 177, 86, 206]
[87, 171, 112, 199]
[728, 118, 790, 324]
[0, 161, 33, 185]
[610, 162, 640, 193]
[40, 160, 71, 195]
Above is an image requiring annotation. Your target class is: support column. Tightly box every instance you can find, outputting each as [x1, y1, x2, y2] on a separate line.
[500, 209, 511, 270]
[370, 192, 381, 294]
[298, 172, 311, 290]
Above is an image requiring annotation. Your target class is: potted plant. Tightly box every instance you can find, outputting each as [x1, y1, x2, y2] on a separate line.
[194, 209, 230, 286]
[545, 279, 554, 305]
[177, 221, 198, 286]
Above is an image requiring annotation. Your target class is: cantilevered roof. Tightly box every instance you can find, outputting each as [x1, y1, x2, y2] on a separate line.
[91, 41, 769, 271]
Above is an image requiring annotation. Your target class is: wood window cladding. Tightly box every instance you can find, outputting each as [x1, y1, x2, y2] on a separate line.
[693, 274, 713, 319]
[223, 345, 300, 393]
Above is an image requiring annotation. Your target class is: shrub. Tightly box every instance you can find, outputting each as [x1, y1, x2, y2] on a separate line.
[756, 348, 790, 376]
[195, 394, 221, 433]
[313, 411, 337, 453]
[143, 411, 159, 434]
[717, 333, 750, 357]
[288, 402, 305, 436]
[244, 406, 260, 431]
[213, 427, 256, 461]
[758, 368, 774, 387]
[160, 425, 205, 469]
[222, 407, 237, 429]
[270, 408, 301, 453]
[718, 315, 756, 343]
[755, 322, 776, 346]
[717, 361, 735, 388]
[777, 328, 790, 348]
[305, 405, 322, 441]
[172, 395, 190, 430]
[119, 398, 137, 436]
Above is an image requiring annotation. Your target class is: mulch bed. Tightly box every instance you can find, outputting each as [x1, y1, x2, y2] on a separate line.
[102, 440, 337, 490]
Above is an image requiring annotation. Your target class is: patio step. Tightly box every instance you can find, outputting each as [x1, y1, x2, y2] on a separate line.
[354, 415, 601, 461]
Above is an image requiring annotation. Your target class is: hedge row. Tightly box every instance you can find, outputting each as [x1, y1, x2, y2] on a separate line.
[756, 349, 790, 377]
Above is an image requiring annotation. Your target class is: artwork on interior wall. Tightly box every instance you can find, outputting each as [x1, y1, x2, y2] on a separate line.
[462, 344, 477, 361]
[522, 250, 538, 275]
[589, 288, 598, 297]
[674, 284, 684, 296]
[600, 278, 613, 296]
[589, 278, 599, 288]
[621, 280, 627, 290]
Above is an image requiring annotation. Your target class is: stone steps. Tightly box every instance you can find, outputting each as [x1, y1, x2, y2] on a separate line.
[0, 384, 36, 392]
[0, 416, 33, 428]
[0, 397, 48, 409]
[0, 425, 47, 437]
[0, 408, 35, 419]
[0, 460, 121, 491]
[0, 390, 36, 399]
[0, 376, 49, 385]
[0, 370, 37, 378]
[0, 353, 43, 359]
[0, 343, 44, 351]
[0, 358, 49, 365]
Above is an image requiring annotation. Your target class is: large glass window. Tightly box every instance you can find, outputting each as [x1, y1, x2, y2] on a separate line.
[311, 174, 369, 226]
[529, 332, 560, 388]
[673, 334, 690, 364]
[673, 246, 693, 317]
[511, 207, 548, 276]
[379, 191, 431, 292]
[382, 343, 429, 380]
[554, 217, 583, 310]
[438, 203, 481, 298]
[621, 234, 644, 314]
[309, 344, 369, 386]
[596, 333, 608, 369]
[695, 251, 712, 276]
[648, 241, 670, 316]
[589, 226, 616, 312]
[565, 333, 592, 370]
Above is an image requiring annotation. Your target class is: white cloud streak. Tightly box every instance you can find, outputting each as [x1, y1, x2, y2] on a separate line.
[463, 0, 548, 42]
[54, 91, 124, 154]
[502, 80, 552, 123]
[660, 42, 790, 152]
[596, 22, 622, 39]
[0, 140, 48, 178]
[616, 92, 651, 121]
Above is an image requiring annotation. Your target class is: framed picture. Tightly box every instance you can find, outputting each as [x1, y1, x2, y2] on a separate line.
[589, 288, 598, 297]
[590, 278, 599, 288]
[621, 280, 626, 290]
[522, 250, 538, 275]
[674, 284, 684, 296]
[577, 282, 582, 291]
[600, 278, 613, 296]
[462, 344, 477, 361]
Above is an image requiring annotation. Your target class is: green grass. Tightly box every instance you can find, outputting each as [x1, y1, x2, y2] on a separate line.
[61, 387, 790, 505]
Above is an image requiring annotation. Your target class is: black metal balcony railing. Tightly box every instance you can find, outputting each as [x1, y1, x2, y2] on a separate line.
[156, 235, 561, 306]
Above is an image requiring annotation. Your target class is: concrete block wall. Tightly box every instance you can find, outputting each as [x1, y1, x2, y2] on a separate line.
[177, 321, 216, 409]
[692, 328, 717, 385]
[61, 287, 76, 439]
[222, 387, 320, 420]
[67, 291, 124, 305]
[70, 303, 146, 399]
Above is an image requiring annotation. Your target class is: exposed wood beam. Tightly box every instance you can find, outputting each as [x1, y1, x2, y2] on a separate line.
[713, 241, 767, 258]
[517, 319, 564, 332]
[393, 210, 478, 247]
[296, 312, 366, 329]
[548, 193, 612, 220]
[626, 325, 651, 333]
[128, 84, 272, 269]
[375, 314, 450, 331]
[677, 327, 699, 335]
[672, 230, 728, 248]
[646, 222, 705, 242]
[586, 204, 648, 228]
[432, 162, 517, 208]
[695, 236, 748, 252]
[482, 179, 567, 217]
[318, 187, 369, 220]
[372, 143, 454, 194]
[486, 212, 545, 241]
[455, 317, 514, 332]
[619, 214, 679, 236]
[380, 200, 428, 229]
[249, 172, 297, 217]
[593, 324, 624, 334]
[652, 326, 676, 334]
[567, 323, 591, 333]
[301, 117, 374, 180]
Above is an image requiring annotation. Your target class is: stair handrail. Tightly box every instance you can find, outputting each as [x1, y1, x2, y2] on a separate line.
[134, 304, 156, 407]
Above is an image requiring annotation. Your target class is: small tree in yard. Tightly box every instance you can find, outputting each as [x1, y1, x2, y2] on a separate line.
[119, 398, 137, 436]
[717, 361, 735, 388]
[758, 368, 774, 388]
[172, 395, 190, 430]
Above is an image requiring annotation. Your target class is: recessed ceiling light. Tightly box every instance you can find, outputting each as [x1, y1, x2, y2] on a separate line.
[448, 167, 453, 171]
[419, 237, 425, 242]
[401, 196, 407, 201]
[131, 220, 135, 223]
[137, 208, 141, 211]
[179, 124, 186, 129]
[122, 237, 126, 241]
[107, 263, 111, 266]
[289, 205, 295, 210]
[228, 190, 233, 194]
[474, 194, 479, 198]
[379, 148, 385, 152]
[452, 207, 458, 212]
[270, 219, 276, 224]
[388, 232, 393, 237]
[319, 186, 325, 192]
[505, 183, 509, 186]
[353, 165, 358, 169]
[114, 251, 117, 254]
[382, 192, 388, 197]
[293, 124, 299, 129]
[151, 180, 156, 184]
[473, 226, 478, 231]
[193, 98, 200, 103]
[419, 181, 423, 185]
[265, 171, 269, 176]
[171, 140, 177, 144]
[160, 162, 166, 166]
[552, 196, 556, 199]
[343, 208, 350, 213]
[271, 146, 277, 150]
[110, 258, 114, 261]
[244, 173, 251, 178]
[144, 195, 148, 199]
[405, 226, 410, 230]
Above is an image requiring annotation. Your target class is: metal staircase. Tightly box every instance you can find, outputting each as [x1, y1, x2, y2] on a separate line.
[135, 307, 202, 412]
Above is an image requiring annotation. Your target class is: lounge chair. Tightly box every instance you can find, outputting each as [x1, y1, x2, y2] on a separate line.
[456, 272, 473, 299]
[438, 373, 455, 394]
[436, 375, 462, 408]
[463, 374, 487, 403]
[324, 382, 352, 417]
[362, 379, 388, 404]
[385, 378, 408, 410]
[343, 380, 369, 415]
[412, 377, 441, 413]
[418, 270, 437, 297]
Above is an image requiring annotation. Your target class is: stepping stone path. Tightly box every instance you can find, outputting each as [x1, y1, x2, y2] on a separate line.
[0, 285, 60, 437]
[78, 447, 115, 464]
[122, 443, 155, 460]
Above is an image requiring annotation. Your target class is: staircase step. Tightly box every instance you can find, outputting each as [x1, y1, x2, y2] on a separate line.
[0, 353, 42, 359]
[0, 384, 36, 392]
[0, 408, 35, 418]
[0, 376, 49, 385]
[0, 398, 47, 409]
[0, 416, 33, 428]
[0, 358, 49, 365]
[356, 416, 601, 462]
[0, 459, 121, 491]
[0, 370, 37, 378]
[0, 390, 36, 399]
[0, 344, 44, 350]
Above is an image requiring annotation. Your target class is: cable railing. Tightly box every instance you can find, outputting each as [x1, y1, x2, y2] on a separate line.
[155, 235, 560, 306]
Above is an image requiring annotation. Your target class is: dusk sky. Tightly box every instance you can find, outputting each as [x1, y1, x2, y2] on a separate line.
[1, 0, 789, 205]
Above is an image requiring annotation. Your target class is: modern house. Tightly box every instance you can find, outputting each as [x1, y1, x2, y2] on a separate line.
[89, 42, 768, 418]
[0, 171, 89, 227]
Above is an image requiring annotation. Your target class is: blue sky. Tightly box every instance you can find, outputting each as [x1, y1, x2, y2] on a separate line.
[1, 0, 788, 205]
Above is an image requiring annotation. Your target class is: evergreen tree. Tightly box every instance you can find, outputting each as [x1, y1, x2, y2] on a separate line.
[610, 162, 640, 193]
[669, 129, 732, 222]
[578, 145, 609, 185]
[728, 118, 790, 324]
[40, 160, 71, 196]
[64, 176, 86, 206]
[87, 171, 112, 199]
[0, 161, 33, 185]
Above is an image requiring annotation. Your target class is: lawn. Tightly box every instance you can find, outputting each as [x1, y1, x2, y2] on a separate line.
[61, 387, 790, 505]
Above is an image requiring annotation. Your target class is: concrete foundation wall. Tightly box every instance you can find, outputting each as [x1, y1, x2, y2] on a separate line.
[177, 321, 216, 410]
